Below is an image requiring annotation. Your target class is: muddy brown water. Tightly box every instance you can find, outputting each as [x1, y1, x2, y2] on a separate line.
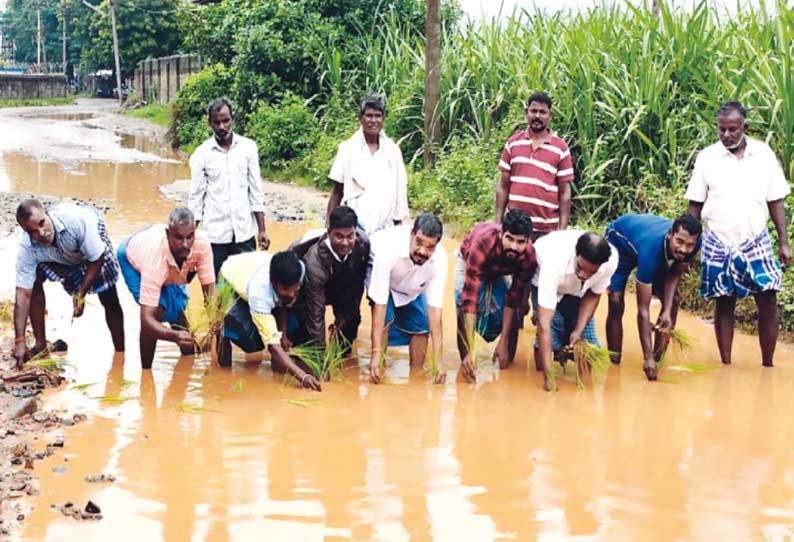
[2, 114, 794, 542]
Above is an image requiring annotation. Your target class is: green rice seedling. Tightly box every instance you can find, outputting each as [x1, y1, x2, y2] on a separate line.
[663, 328, 694, 353]
[573, 342, 612, 381]
[28, 356, 70, 375]
[117, 378, 137, 390]
[92, 395, 137, 406]
[231, 379, 245, 392]
[458, 323, 480, 377]
[423, 347, 440, 381]
[71, 382, 99, 392]
[284, 398, 322, 408]
[290, 336, 351, 381]
[185, 280, 237, 350]
[0, 298, 12, 322]
[666, 363, 718, 374]
[172, 402, 220, 414]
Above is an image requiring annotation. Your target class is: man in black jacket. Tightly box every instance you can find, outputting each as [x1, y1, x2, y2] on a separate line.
[289, 206, 370, 353]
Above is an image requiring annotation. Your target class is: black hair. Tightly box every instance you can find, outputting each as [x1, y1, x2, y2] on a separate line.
[207, 97, 234, 120]
[502, 208, 533, 237]
[328, 206, 358, 230]
[575, 232, 612, 265]
[411, 213, 443, 241]
[359, 93, 386, 116]
[717, 100, 746, 119]
[526, 91, 552, 110]
[270, 251, 303, 287]
[16, 199, 43, 224]
[671, 213, 703, 237]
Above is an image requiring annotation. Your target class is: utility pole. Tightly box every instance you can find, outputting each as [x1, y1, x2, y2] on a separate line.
[36, 3, 42, 66]
[109, 0, 123, 105]
[423, 0, 441, 167]
[62, 0, 68, 74]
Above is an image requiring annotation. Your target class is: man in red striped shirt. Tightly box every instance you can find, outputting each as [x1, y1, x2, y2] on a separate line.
[495, 92, 574, 235]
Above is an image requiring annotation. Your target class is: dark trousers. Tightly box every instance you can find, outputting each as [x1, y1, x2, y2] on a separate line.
[211, 236, 256, 280]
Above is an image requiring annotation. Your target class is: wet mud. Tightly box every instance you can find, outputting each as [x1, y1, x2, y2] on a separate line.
[2, 100, 794, 542]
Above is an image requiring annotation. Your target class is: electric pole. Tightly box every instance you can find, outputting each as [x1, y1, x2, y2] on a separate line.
[109, 0, 122, 105]
[62, 0, 68, 74]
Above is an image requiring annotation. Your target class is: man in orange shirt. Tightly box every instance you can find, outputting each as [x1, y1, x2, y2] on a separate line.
[117, 207, 216, 368]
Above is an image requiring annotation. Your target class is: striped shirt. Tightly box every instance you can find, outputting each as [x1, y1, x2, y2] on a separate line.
[124, 224, 215, 308]
[498, 130, 574, 232]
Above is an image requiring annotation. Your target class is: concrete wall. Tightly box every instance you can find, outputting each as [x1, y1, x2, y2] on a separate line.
[133, 54, 203, 104]
[0, 74, 68, 100]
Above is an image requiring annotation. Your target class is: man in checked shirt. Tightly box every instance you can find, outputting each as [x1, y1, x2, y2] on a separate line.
[188, 97, 270, 279]
[456, 209, 536, 381]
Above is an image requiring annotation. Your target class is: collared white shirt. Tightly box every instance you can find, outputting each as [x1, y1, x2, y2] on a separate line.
[188, 133, 266, 244]
[329, 128, 409, 235]
[531, 229, 618, 310]
[367, 224, 447, 309]
[685, 137, 790, 246]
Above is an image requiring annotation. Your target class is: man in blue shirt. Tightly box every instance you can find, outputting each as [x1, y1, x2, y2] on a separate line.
[13, 199, 125, 367]
[605, 213, 702, 380]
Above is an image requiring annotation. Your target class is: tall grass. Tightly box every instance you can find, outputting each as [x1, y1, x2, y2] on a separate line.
[315, 0, 793, 226]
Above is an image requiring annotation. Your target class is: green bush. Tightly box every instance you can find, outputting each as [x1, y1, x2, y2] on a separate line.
[169, 64, 234, 153]
[247, 94, 321, 171]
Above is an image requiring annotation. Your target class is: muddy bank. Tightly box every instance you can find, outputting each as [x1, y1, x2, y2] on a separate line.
[0, 350, 91, 541]
[159, 179, 327, 224]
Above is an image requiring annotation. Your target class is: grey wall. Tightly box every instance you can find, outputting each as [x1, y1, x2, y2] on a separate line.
[0, 74, 68, 100]
[133, 54, 203, 104]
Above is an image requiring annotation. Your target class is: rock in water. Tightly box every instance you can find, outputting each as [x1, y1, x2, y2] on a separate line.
[85, 501, 101, 514]
[6, 397, 38, 420]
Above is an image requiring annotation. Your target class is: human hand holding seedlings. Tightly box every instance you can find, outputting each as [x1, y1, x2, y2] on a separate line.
[72, 293, 86, 318]
[369, 349, 382, 384]
[459, 353, 476, 382]
[175, 330, 195, 351]
[492, 339, 510, 369]
[300, 372, 322, 391]
[280, 335, 292, 353]
[655, 312, 673, 333]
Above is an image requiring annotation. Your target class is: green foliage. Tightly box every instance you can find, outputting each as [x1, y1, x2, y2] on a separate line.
[0, 97, 76, 108]
[125, 103, 170, 127]
[246, 94, 320, 170]
[169, 64, 233, 151]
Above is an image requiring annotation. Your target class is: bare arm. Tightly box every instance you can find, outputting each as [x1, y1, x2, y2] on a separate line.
[141, 305, 189, 343]
[268, 343, 321, 391]
[558, 182, 572, 230]
[658, 261, 686, 329]
[492, 305, 516, 368]
[570, 290, 602, 342]
[369, 303, 387, 383]
[253, 212, 269, 250]
[326, 182, 344, 227]
[12, 287, 33, 364]
[495, 169, 510, 223]
[768, 198, 792, 267]
[686, 200, 703, 221]
[634, 282, 655, 366]
[427, 306, 445, 384]
[536, 306, 555, 391]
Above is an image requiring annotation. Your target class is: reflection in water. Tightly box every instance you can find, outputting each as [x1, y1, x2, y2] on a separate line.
[3, 124, 794, 542]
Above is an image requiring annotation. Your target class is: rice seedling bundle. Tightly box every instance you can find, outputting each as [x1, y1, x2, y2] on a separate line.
[289, 335, 351, 382]
[185, 280, 237, 350]
[572, 342, 612, 380]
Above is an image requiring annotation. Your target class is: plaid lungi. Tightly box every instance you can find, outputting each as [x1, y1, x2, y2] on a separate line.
[700, 229, 782, 300]
[38, 218, 120, 295]
[532, 292, 600, 351]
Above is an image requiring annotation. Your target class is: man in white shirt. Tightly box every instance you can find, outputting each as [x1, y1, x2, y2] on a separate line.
[532, 230, 618, 391]
[685, 100, 791, 367]
[325, 94, 409, 235]
[367, 214, 447, 384]
[188, 97, 270, 279]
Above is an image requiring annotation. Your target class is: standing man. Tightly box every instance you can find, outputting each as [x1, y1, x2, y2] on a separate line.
[289, 206, 370, 354]
[217, 250, 321, 391]
[456, 209, 536, 382]
[326, 94, 409, 235]
[13, 200, 124, 366]
[188, 97, 269, 279]
[495, 91, 574, 233]
[685, 100, 791, 367]
[117, 208, 216, 369]
[533, 231, 617, 391]
[604, 213, 702, 380]
[367, 214, 447, 384]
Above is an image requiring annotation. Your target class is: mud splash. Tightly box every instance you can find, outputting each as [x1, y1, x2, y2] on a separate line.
[3, 103, 794, 542]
